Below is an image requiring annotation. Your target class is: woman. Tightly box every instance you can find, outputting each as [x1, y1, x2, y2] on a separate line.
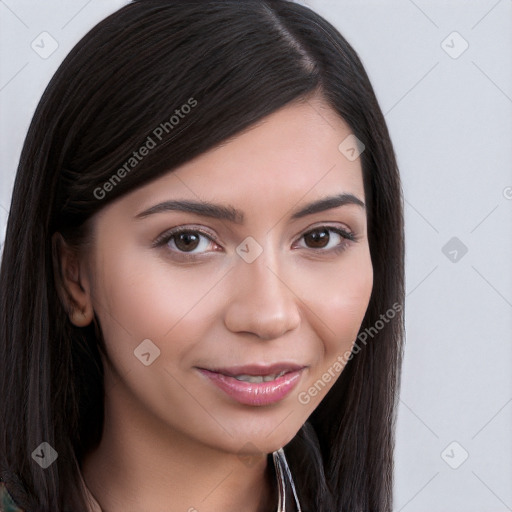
[0, 0, 405, 510]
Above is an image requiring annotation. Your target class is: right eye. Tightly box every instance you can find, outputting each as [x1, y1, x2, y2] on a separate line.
[153, 227, 221, 257]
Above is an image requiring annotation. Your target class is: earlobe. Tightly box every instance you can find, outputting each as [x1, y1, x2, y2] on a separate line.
[51, 232, 94, 327]
[69, 307, 94, 327]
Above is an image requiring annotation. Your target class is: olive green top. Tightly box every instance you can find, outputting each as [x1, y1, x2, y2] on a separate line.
[0, 481, 24, 512]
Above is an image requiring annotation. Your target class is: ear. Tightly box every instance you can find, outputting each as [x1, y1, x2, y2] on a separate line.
[51, 232, 94, 327]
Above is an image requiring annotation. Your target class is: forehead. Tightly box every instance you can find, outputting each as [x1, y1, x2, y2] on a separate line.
[119, 95, 365, 216]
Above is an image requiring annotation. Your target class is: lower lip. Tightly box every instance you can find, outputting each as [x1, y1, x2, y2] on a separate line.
[197, 368, 304, 406]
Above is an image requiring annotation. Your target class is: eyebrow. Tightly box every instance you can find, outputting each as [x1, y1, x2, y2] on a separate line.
[134, 193, 365, 223]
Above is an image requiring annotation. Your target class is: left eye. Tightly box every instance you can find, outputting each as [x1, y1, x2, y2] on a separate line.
[296, 227, 355, 251]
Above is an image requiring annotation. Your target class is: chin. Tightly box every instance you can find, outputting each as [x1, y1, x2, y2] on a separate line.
[196, 408, 306, 456]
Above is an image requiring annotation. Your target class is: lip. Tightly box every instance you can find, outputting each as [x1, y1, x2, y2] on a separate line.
[197, 363, 306, 406]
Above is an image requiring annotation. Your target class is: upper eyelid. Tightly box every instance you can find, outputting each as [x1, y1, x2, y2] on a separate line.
[300, 223, 354, 236]
[152, 225, 216, 248]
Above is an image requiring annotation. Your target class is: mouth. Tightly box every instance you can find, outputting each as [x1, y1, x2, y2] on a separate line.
[196, 363, 307, 406]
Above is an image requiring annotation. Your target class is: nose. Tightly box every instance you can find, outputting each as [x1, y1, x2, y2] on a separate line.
[223, 247, 301, 340]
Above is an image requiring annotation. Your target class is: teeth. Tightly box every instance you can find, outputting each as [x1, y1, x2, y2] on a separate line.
[234, 375, 266, 383]
[233, 370, 287, 383]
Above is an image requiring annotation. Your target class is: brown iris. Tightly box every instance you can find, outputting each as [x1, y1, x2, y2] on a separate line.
[174, 231, 201, 252]
[303, 229, 330, 249]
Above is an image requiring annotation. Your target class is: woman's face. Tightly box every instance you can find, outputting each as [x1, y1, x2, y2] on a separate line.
[74, 95, 373, 456]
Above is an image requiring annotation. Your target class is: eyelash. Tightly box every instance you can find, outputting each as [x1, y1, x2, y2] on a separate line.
[152, 225, 357, 260]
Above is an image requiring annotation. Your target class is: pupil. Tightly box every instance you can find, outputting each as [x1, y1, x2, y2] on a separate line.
[305, 229, 329, 248]
[175, 232, 200, 251]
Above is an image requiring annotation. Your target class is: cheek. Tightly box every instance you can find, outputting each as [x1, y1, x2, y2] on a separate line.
[292, 251, 373, 408]
[330, 263, 372, 345]
[296, 250, 373, 364]
[90, 247, 226, 365]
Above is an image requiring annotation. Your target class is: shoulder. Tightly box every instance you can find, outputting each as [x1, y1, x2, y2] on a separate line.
[0, 481, 25, 512]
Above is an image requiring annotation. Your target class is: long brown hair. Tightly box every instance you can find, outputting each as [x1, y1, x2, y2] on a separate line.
[0, 1, 404, 510]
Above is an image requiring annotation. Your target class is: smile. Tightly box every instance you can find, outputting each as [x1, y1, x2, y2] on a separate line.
[196, 363, 306, 406]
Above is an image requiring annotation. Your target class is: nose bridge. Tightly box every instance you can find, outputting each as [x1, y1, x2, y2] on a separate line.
[243, 245, 285, 302]
[223, 239, 301, 339]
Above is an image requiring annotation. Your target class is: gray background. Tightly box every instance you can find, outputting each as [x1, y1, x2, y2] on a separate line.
[1, 1, 511, 510]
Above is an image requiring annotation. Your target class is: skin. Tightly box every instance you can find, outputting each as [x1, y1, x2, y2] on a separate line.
[55, 93, 373, 512]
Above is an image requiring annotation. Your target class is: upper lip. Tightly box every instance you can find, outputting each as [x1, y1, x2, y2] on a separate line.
[198, 363, 306, 377]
